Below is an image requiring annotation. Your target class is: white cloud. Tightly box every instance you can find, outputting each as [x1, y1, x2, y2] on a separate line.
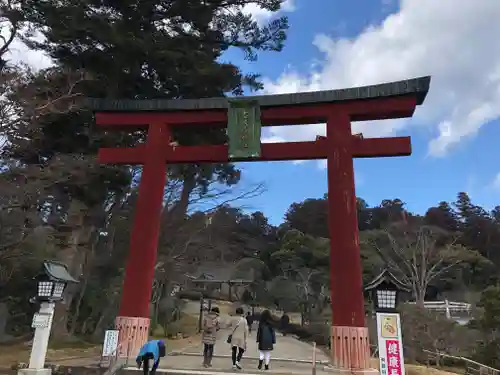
[2, 28, 53, 70]
[490, 173, 500, 191]
[262, 0, 500, 158]
[261, 135, 285, 143]
[243, 0, 296, 25]
[317, 160, 327, 170]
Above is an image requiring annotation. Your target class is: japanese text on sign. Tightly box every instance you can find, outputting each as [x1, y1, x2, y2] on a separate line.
[102, 330, 119, 357]
[242, 110, 249, 148]
[227, 100, 262, 159]
[386, 340, 402, 375]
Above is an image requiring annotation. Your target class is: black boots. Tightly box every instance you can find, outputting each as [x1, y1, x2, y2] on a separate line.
[258, 360, 269, 371]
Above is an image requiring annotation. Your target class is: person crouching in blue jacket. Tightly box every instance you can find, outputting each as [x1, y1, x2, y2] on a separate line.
[136, 339, 166, 375]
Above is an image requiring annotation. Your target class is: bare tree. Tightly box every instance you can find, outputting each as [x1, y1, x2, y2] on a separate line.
[362, 223, 466, 306]
[1, 67, 90, 140]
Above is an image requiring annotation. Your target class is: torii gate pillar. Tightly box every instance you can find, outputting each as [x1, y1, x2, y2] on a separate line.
[327, 112, 370, 371]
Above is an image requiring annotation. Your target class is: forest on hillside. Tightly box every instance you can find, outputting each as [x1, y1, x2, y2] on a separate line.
[1, 0, 500, 369]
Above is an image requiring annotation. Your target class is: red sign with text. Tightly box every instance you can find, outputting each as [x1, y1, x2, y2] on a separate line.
[385, 340, 402, 375]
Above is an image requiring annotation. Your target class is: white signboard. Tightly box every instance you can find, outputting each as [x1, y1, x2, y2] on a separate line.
[376, 312, 406, 375]
[31, 313, 51, 329]
[102, 330, 119, 357]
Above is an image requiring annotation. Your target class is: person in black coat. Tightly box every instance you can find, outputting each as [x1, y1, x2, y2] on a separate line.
[280, 312, 290, 336]
[246, 311, 254, 333]
[256, 310, 276, 370]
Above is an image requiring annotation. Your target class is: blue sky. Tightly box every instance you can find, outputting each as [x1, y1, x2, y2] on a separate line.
[8, 0, 500, 226]
[221, 0, 500, 225]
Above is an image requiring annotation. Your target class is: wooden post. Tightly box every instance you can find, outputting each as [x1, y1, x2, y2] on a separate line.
[312, 342, 317, 375]
[198, 296, 204, 333]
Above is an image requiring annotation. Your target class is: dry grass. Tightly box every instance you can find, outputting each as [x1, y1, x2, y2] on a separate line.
[0, 313, 203, 370]
[0, 335, 203, 369]
[214, 301, 236, 315]
[152, 312, 200, 338]
[369, 358, 461, 375]
[0, 344, 100, 368]
[406, 365, 462, 375]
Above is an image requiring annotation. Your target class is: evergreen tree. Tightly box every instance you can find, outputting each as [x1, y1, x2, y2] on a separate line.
[453, 193, 500, 264]
[424, 201, 459, 232]
[5, 0, 289, 339]
[476, 285, 500, 368]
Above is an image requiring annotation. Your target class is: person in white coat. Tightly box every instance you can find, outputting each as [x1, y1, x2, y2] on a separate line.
[228, 307, 248, 370]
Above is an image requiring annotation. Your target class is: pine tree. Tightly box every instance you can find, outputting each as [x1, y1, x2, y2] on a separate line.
[453, 192, 500, 263]
[424, 201, 459, 232]
[6, 0, 289, 339]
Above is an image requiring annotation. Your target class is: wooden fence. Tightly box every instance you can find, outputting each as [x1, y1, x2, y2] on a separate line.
[423, 349, 499, 375]
[407, 300, 472, 319]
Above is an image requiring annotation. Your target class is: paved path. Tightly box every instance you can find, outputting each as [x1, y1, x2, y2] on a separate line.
[36, 325, 330, 374]
[180, 328, 328, 362]
[143, 327, 330, 374]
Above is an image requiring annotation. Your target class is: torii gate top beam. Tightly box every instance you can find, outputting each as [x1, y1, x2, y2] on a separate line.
[87, 76, 430, 128]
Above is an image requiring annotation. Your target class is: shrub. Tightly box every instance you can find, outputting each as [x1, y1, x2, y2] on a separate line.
[397, 304, 478, 364]
[176, 290, 202, 301]
[259, 312, 330, 346]
[473, 284, 500, 368]
[176, 289, 232, 301]
[155, 312, 200, 339]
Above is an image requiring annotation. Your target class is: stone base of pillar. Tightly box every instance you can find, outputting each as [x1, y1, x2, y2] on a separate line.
[330, 326, 373, 371]
[115, 316, 150, 358]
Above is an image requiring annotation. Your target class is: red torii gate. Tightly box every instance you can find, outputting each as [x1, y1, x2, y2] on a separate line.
[89, 76, 430, 371]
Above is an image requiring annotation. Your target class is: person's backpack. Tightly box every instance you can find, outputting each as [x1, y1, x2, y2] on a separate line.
[204, 315, 216, 333]
[158, 341, 166, 357]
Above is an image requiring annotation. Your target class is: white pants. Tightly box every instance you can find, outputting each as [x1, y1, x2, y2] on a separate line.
[259, 350, 271, 365]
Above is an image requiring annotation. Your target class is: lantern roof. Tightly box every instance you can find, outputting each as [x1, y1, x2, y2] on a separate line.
[364, 268, 410, 293]
[43, 261, 79, 283]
